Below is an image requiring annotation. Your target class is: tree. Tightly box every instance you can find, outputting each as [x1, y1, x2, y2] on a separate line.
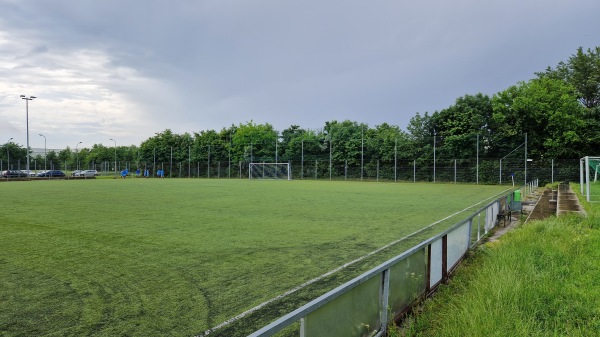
[58, 147, 72, 170]
[280, 126, 323, 162]
[230, 121, 277, 162]
[434, 94, 493, 159]
[537, 46, 600, 109]
[323, 120, 367, 167]
[1, 141, 27, 170]
[491, 77, 586, 158]
[406, 112, 435, 159]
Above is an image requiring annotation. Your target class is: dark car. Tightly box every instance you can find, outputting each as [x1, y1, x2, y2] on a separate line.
[37, 170, 66, 177]
[1, 170, 28, 178]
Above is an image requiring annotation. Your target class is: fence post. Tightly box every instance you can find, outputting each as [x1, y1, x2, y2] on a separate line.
[345, 159, 347, 181]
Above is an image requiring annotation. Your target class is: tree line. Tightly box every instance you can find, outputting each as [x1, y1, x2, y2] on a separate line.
[1, 46, 598, 177]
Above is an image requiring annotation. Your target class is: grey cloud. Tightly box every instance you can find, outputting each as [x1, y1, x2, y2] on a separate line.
[1, 0, 599, 148]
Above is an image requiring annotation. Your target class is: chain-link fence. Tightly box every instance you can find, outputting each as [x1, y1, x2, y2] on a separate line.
[0, 155, 580, 185]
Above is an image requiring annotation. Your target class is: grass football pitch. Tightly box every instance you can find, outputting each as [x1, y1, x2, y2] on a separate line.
[0, 179, 508, 336]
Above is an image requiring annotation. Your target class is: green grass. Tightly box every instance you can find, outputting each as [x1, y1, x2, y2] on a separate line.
[0, 179, 507, 336]
[392, 188, 600, 337]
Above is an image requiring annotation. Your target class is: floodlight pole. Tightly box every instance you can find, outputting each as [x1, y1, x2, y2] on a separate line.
[361, 126, 364, 181]
[329, 137, 332, 181]
[109, 138, 117, 178]
[20, 95, 36, 174]
[39, 134, 46, 171]
[476, 133, 479, 185]
[433, 129, 436, 183]
[524, 132, 528, 184]
[75, 141, 82, 171]
[394, 138, 397, 183]
[301, 139, 304, 180]
[499, 141, 526, 185]
[5, 137, 13, 172]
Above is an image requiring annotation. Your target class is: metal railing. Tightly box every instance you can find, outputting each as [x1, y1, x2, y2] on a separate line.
[249, 180, 538, 337]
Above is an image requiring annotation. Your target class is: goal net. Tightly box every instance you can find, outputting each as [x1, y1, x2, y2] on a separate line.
[580, 156, 600, 202]
[249, 163, 291, 180]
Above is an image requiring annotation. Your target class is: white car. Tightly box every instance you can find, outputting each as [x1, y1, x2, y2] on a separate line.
[79, 170, 98, 177]
[20, 170, 37, 177]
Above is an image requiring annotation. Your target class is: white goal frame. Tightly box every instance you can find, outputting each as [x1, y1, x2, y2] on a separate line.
[580, 156, 600, 202]
[248, 163, 291, 180]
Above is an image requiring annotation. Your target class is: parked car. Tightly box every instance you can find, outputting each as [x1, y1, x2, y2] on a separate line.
[79, 170, 98, 177]
[72, 170, 82, 176]
[37, 170, 66, 177]
[1, 170, 28, 178]
[21, 170, 37, 177]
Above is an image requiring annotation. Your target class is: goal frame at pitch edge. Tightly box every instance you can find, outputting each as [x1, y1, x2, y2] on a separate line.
[248, 162, 292, 180]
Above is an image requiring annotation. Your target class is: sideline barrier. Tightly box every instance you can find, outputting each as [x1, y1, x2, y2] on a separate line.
[248, 180, 538, 337]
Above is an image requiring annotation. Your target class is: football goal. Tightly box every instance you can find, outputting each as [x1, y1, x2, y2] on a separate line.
[580, 156, 600, 202]
[249, 163, 291, 180]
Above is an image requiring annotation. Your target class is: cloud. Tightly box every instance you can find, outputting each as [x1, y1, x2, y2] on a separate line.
[0, 0, 599, 148]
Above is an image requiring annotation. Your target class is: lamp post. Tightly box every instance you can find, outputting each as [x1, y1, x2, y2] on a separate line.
[20, 95, 36, 174]
[109, 138, 117, 178]
[75, 141, 82, 172]
[5, 137, 13, 172]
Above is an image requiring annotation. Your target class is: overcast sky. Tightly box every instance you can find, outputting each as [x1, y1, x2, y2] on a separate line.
[1, 0, 598, 150]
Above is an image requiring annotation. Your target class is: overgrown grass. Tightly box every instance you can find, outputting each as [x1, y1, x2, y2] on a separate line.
[0, 179, 507, 336]
[392, 187, 600, 337]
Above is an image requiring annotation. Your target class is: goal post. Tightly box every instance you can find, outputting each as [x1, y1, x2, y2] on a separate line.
[580, 156, 600, 202]
[249, 163, 291, 180]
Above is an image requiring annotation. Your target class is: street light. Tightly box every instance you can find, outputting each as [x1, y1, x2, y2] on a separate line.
[20, 95, 36, 174]
[39, 134, 46, 171]
[109, 138, 116, 178]
[5, 137, 13, 172]
[75, 141, 82, 171]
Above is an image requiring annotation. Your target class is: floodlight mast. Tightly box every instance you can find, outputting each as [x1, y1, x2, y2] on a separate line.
[39, 134, 47, 171]
[109, 138, 117, 178]
[499, 142, 525, 185]
[20, 95, 36, 174]
[5, 137, 13, 172]
[75, 141, 83, 171]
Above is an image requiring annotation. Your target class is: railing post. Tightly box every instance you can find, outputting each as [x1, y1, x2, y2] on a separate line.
[380, 268, 391, 336]
[467, 217, 473, 249]
[442, 235, 448, 282]
[426, 244, 432, 293]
